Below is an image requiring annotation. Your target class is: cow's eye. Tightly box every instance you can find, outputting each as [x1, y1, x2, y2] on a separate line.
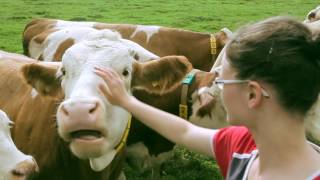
[8, 121, 14, 129]
[122, 69, 129, 77]
[61, 67, 66, 75]
[57, 67, 66, 81]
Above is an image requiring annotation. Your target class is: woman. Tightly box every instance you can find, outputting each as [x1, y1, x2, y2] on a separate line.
[95, 16, 320, 179]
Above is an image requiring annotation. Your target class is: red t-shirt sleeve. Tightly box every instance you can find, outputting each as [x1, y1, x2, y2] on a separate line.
[213, 126, 257, 178]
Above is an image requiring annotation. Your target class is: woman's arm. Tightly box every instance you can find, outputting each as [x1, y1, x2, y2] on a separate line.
[95, 67, 218, 157]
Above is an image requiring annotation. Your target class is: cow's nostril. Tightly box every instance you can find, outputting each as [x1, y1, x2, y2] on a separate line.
[12, 169, 24, 176]
[89, 102, 98, 114]
[11, 158, 39, 177]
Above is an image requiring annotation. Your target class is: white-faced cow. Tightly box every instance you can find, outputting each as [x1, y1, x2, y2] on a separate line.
[21, 18, 231, 174]
[0, 109, 38, 180]
[0, 28, 193, 179]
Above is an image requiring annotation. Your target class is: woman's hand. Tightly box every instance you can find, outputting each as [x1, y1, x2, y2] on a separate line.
[94, 67, 132, 107]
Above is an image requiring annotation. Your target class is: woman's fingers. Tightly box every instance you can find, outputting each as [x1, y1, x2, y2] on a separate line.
[94, 66, 128, 105]
[95, 67, 113, 82]
[98, 83, 110, 97]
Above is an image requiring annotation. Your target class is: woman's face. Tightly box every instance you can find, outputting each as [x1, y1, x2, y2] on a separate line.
[219, 52, 249, 125]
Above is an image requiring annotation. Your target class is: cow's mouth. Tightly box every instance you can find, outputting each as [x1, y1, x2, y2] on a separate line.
[70, 130, 103, 140]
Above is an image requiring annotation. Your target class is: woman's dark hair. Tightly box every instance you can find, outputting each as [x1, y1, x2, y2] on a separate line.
[227, 16, 320, 115]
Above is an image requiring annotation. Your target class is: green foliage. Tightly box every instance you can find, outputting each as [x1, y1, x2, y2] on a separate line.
[0, 0, 318, 179]
[123, 146, 222, 180]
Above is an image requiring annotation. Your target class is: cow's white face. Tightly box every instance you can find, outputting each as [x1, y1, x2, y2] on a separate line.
[0, 110, 38, 179]
[56, 29, 158, 171]
[21, 29, 192, 171]
[304, 5, 320, 23]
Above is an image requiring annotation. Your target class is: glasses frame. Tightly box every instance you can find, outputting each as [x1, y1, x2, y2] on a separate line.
[215, 78, 270, 98]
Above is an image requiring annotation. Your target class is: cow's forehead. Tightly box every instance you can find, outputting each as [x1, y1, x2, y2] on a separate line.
[62, 40, 135, 70]
[61, 29, 148, 69]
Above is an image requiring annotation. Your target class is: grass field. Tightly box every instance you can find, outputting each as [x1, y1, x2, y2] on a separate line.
[0, 0, 318, 179]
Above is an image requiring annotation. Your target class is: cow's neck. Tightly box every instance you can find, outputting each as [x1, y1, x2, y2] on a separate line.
[179, 70, 216, 119]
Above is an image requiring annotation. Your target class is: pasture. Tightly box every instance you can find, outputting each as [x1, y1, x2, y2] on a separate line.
[0, 0, 318, 179]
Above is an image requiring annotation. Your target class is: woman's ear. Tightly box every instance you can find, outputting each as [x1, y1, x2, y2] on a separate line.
[247, 81, 263, 108]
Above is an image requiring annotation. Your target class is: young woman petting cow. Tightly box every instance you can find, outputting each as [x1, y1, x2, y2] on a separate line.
[95, 16, 320, 179]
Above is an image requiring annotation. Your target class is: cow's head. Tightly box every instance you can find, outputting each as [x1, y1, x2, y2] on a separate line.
[189, 47, 228, 129]
[21, 29, 192, 171]
[304, 5, 320, 23]
[0, 110, 38, 179]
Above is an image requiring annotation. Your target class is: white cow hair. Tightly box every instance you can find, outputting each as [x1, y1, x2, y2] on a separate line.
[56, 20, 95, 28]
[130, 25, 160, 44]
[84, 29, 122, 48]
[83, 29, 159, 62]
[0, 110, 34, 178]
[89, 149, 117, 172]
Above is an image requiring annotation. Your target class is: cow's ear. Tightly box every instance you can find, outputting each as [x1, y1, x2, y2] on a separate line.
[21, 62, 63, 98]
[132, 56, 193, 94]
[217, 28, 233, 46]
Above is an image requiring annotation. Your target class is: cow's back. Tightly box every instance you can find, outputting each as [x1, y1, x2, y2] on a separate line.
[23, 18, 227, 71]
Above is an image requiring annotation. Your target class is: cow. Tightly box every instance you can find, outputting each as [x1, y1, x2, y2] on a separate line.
[304, 5, 320, 23]
[0, 109, 38, 180]
[21, 18, 231, 174]
[0, 27, 194, 179]
[22, 18, 231, 71]
[303, 5, 320, 37]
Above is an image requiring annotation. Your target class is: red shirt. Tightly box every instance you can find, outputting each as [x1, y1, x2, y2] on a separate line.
[213, 126, 320, 180]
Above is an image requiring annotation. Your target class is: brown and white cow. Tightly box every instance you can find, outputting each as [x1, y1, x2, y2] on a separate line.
[23, 18, 231, 71]
[0, 109, 38, 180]
[304, 5, 320, 23]
[21, 18, 230, 173]
[1, 30, 193, 180]
[304, 5, 320, 36]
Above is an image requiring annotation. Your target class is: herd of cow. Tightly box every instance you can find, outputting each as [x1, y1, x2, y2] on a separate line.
[0, 5, 319, 180]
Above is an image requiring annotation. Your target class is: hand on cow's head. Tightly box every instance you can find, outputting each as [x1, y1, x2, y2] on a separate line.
[20, 62, 63, 99]
[95, 55, 193, 107]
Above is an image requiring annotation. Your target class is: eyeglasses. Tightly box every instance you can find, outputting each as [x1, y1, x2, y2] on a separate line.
[215, 78, 270, 98]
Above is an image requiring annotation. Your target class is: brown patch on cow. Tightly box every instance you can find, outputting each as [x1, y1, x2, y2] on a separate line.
[21, 63, 62, 98]
[53, 38, 75, 61]
[23, 18, 58, 56]
[33, 29, 58, 44]
[132, 56, 193, 94]
[93, 23, 137, 39]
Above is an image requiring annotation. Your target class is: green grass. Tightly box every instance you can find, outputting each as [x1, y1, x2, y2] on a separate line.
[0, 0, 317, 53]
[0, 0, 318, 179]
